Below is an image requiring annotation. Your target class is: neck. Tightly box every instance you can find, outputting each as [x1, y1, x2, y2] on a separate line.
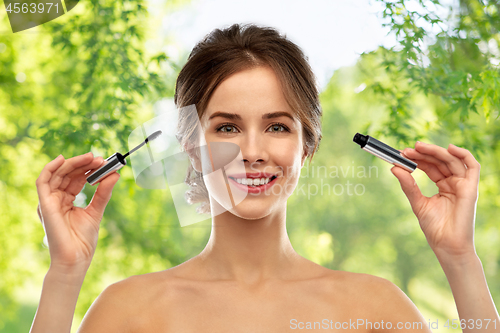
[196, 198, 300, 284]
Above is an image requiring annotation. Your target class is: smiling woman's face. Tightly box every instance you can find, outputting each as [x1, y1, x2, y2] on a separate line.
[200, 65, 307, 219]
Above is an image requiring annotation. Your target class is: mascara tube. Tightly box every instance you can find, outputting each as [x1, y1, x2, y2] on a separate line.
[86, 130, 163, 186]
[86, 152, 126, 186]
[353, 133, 417, 173]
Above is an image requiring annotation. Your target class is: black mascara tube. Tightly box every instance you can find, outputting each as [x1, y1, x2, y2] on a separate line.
[86, 152, 127, 186]
[85, 130, 163, 186]
[353, 133, 417, 173]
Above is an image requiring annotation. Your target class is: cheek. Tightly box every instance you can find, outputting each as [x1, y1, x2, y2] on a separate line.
[270, 139, 303, 176]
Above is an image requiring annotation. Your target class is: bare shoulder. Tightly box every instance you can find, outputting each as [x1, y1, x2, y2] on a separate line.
[76, 269, 180, 333]
[302, 265, 396, 298]
[76, 274, 141, 333]
[321, 268, 430, 331]
[323, 269, 402, 297]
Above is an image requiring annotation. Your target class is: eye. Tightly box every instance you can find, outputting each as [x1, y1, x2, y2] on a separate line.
[215, 123, 239, 134]
[215, 122, 291, 134]
[267, 123, 290, 133]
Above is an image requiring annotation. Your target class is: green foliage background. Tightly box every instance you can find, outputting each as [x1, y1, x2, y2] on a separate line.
[0, 0, 499, 331]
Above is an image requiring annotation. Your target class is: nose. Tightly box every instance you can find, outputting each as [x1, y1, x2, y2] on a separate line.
[240, 131, 268, 165]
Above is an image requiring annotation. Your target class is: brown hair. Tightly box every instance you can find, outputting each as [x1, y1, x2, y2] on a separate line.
[174, 23, 322, 214]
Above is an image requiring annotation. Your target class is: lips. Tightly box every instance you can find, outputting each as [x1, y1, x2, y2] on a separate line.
[228, 172, 279, 179]
[227, 175, 279, 194]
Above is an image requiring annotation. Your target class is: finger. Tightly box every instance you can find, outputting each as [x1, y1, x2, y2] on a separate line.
[414, 141, 466, 177]
[85, 172, 121, 221]
[36, 155, 66, 200]
[59, 156, 104, 191]
[391, 166, 427, 216]
[447, 144, 481, 183]
[48, 152, 94, 191]
[61, 157, 106, 196]
[402, 147, 453, 177]
[408, 157, 448, 183]
[402, 148, 452, 180]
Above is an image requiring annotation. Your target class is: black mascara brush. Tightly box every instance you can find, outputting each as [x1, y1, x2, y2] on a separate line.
[86, 130, 163, 186]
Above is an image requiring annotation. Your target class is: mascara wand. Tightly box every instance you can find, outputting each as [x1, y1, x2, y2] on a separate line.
[86, 130, 163, 186]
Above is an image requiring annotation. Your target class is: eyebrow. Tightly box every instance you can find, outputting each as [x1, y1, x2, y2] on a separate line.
[208, 111, 295, 121]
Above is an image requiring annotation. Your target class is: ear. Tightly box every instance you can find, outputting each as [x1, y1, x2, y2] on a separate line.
[184, 141, 203, 173]
[301, 148, 308, 168]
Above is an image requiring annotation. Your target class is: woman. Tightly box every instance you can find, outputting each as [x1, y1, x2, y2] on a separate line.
[31, 24, 498, 332]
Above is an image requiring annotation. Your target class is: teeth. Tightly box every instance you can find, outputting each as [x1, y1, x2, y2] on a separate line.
[232, 177, 273, 186]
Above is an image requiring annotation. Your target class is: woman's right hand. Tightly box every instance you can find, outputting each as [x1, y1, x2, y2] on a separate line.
[36, 152, 120, 273]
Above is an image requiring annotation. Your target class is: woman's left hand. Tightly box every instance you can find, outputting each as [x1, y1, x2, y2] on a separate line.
[390, 141, 481, 263]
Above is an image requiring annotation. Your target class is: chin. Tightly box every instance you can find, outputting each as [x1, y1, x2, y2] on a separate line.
[229, 201, 275, 220]
[209, 193, 280, 221]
